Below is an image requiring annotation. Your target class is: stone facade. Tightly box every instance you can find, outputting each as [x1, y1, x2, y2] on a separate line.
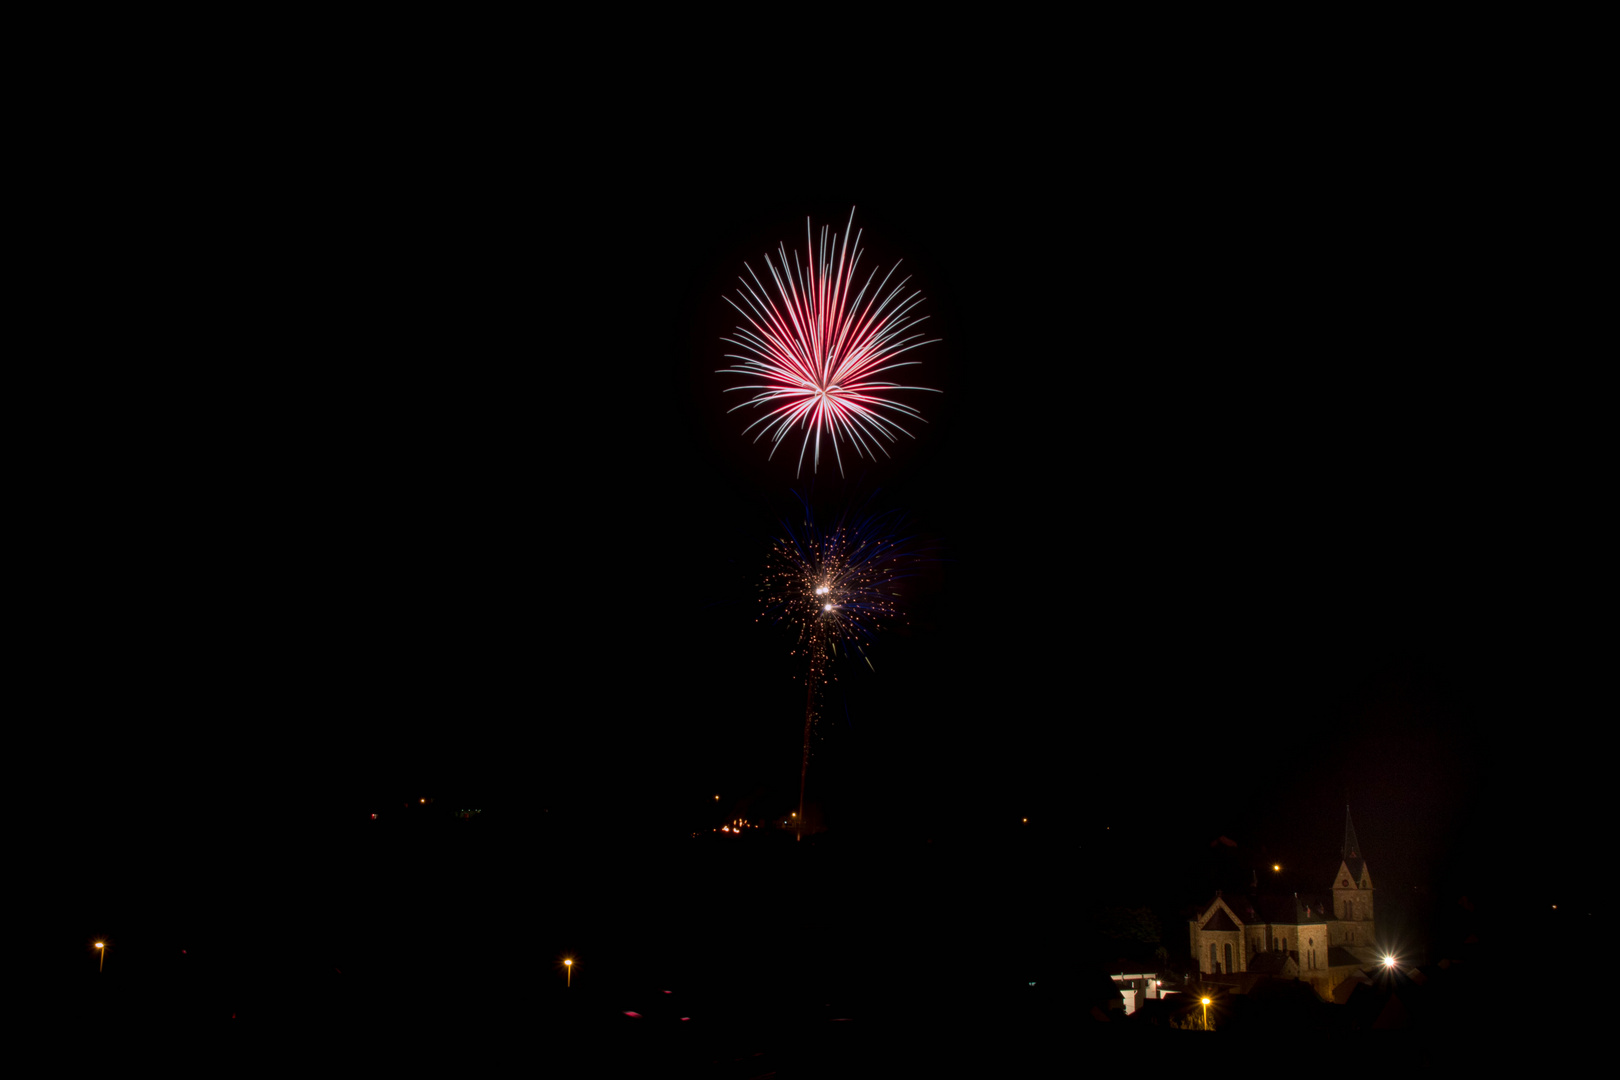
[1186, 895, 1248, 975]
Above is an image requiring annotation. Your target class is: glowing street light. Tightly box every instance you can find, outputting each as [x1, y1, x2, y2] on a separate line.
[95, 942, 106, 973]
[1382, 954, 1398, 970]
[1200, 995, 1211, 1031]
[1272, 864, 1280, 872]
[564, 958, 573, 988]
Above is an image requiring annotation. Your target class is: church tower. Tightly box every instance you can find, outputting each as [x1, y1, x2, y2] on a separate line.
[1327, 805, 1376, 959]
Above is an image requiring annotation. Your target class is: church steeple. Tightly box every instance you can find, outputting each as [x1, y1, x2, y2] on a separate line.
[1342, 804, 1361, 860]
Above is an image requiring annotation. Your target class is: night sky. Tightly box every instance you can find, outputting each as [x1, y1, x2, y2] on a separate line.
[37, 121, 1600, 1028]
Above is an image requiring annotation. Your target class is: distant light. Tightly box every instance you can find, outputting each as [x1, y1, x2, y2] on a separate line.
[791, 812, 796, 817]
[564, 959, 572, 966]
[823, 604, 833, 612]
[1023, 818, 1028, 823]
[1383, 955, 1397, 968]
[1273, 864, 1280, 872]
[1200, 997, 1211, 1006]
[420, 798, 426, 803]
[95, 942, 104, 949]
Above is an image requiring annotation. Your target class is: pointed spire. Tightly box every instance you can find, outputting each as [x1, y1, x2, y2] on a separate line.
[1342, 804, 1361, 860]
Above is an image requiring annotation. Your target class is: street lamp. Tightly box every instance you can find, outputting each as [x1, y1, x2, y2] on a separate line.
[564, 958, 573, 988]
[1200, 995, 1211, 1031]
[95, 942, 105, 973]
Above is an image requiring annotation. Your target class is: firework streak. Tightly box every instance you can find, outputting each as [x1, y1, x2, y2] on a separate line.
[720, 209, 941, 475]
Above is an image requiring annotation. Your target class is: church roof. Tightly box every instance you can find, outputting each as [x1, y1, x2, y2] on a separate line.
[1296, 896, 1330, 921]
[1202, 907, 1240, 932]
[1341, 857, 1367, 883]
[1247, 951, 1298, 976]
[1326, 946, 1364, 968]
[1343, 805, 1362, 860]
[1252, 895, 1309, 925]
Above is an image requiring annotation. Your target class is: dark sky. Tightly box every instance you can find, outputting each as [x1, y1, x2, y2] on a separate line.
[40, 121, 1602, 976]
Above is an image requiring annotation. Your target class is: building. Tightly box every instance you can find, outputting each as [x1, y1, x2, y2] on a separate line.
[1108, 969, 1169, 1015]
[1187, 806, 1380, 1001]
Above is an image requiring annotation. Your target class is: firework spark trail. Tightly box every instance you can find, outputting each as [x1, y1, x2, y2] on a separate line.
[719, 208, 941, 475]
[759, 492, 929, 837]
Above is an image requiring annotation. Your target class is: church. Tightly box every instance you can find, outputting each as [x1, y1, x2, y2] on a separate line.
[1188, 806, 1381, 1000]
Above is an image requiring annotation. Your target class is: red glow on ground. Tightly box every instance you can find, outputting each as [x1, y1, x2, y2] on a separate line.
[623, 1011, 642, 1018]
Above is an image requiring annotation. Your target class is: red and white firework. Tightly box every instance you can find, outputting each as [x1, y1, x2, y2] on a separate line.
[718, 209, 941, 475]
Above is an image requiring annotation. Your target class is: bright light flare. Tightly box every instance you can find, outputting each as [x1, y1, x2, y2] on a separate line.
[718, 208, 941, 475]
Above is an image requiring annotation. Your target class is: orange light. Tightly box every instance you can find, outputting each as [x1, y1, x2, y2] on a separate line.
[95, 942, 104, 949]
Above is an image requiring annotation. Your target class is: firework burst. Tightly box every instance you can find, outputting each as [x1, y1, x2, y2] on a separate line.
[719, 209, 941, 475]
[759, 492, 929, 836]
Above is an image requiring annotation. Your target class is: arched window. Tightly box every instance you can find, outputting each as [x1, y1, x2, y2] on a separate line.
[1211, 943, 1218, 972]
[1225, 943, 1233, 972]
[1344, 900, 1351, 920]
